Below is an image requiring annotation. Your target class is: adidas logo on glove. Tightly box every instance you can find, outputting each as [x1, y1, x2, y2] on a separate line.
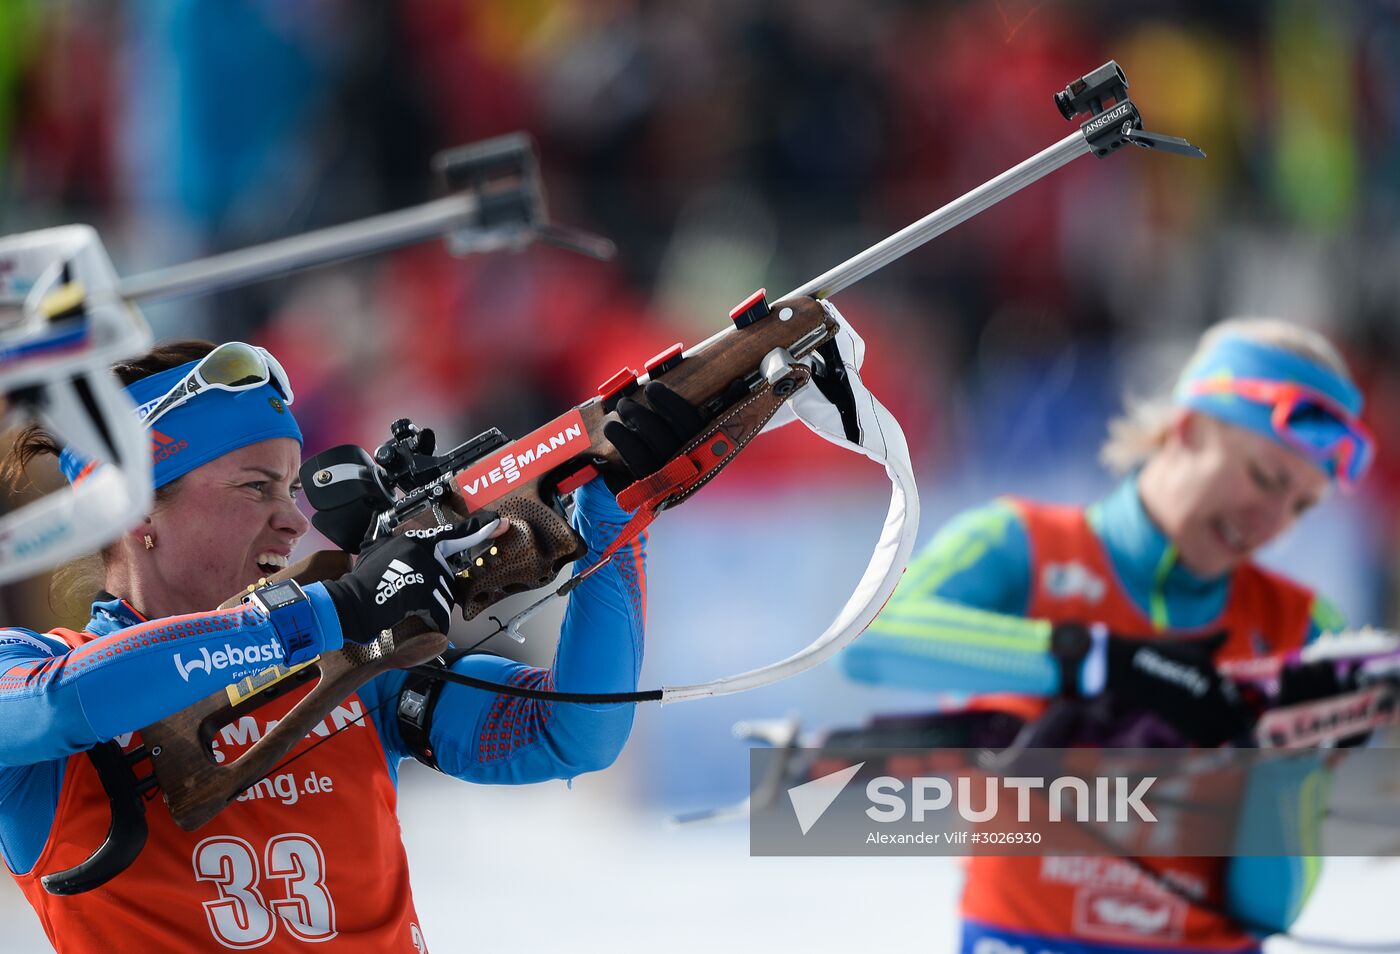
[375, 559, 425, 605]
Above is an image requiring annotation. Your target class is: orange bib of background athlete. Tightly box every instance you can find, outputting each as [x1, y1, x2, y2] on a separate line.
[960, 498, 1313, 951]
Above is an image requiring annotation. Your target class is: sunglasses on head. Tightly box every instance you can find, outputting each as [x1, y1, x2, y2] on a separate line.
[1184, 376, 1374, 491]
[139, 342, 293, 430]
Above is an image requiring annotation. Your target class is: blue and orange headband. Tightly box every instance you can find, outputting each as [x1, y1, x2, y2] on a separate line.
[60, 356, 301, 489]
[1174, 335, 1372, 490]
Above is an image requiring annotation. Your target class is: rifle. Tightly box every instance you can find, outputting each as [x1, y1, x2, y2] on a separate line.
[35, 60, 1206, 894]
[1220, 629, 1400, 748]
[674, 629, 1400, 830]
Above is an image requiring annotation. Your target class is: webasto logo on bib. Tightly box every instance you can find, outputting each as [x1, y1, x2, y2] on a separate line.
[174, 639, 284, 681]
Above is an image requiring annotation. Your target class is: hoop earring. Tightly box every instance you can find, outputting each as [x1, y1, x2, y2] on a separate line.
[143, 535, 155, 551]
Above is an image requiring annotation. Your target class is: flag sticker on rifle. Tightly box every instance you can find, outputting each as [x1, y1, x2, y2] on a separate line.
[456, 409, 591, 507]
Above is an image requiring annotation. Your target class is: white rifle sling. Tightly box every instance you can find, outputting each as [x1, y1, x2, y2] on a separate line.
[661, 300, 920, 703]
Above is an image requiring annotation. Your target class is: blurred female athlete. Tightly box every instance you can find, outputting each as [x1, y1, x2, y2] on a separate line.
[847, 318, 1372, 954]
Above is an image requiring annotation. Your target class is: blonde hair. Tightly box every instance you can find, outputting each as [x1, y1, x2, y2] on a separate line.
[1099, 318, 1352, 475]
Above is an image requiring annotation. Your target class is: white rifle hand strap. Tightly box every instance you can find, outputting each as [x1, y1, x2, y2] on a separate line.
[661, 299, 920, 703]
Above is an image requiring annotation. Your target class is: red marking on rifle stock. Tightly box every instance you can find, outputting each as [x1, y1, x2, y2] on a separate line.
[555, 464, 599, 496]
[643, 343, 684, 377]
[597, 367, 639, 402]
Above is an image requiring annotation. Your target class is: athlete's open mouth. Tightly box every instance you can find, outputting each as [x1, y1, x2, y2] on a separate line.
[255, 552, 290, 576]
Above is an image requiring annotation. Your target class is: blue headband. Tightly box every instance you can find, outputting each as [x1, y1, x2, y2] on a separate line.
[60, 357, 302, 488]
[1173, 334, 1366, 482]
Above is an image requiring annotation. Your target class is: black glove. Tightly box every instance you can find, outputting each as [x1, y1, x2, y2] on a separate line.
[321, 515, 498, 642]
[1054, 623, 1251, 747]
[1278, 659, 1349, 703]
[601, 381, 707, 493]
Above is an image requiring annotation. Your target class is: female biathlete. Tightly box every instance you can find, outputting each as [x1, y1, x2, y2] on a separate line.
[846, 318, 1372, 954]
[0, 339, 701, 951]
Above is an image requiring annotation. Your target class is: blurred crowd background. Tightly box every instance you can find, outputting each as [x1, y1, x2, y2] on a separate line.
[2, 1, 1400, 948]
[5, 0, 1400, 804]
[6, 0, 1400, 596]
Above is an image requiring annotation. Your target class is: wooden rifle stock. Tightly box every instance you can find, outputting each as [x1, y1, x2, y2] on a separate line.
[143, 553, 448, 831]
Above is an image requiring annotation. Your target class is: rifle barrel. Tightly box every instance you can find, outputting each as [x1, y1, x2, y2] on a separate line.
[782, 130, 1091, 302]
[116, 194, 483, 303]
